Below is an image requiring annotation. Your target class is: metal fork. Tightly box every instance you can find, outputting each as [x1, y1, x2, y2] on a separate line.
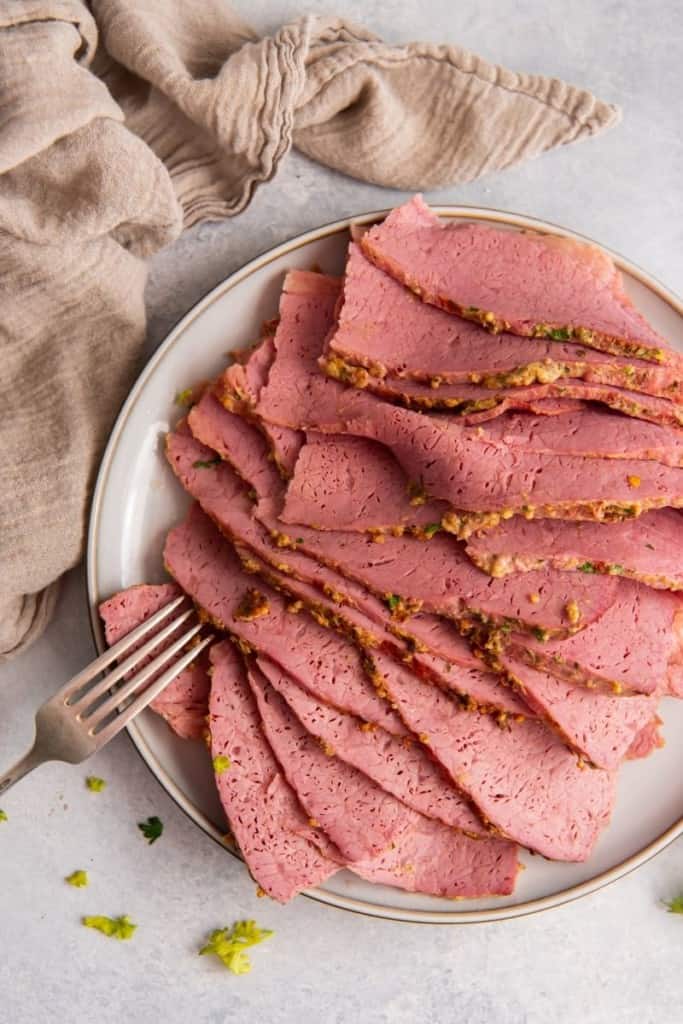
[0, 596, 213, 796]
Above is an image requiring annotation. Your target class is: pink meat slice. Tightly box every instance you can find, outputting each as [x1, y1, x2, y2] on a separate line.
[248, 663, 411, 862]
[99, 583, 210, 741]
[327, 243, 683, 401]
[371, 651, 616, 861]
[359, 195, 678, 366]
[214, 337, 303, 476]
[166, 427, 526, 714]
[355, 376, 683, 431]
[505, 580, 683, 697]
[496, 653, 659, 770]
[164, 504, 407, 735]
[280, 432, 448, 532]
[256, 656, 488, 834]
[465, 510, 683, 591]
[351, 813, 517, 898]
[208, 641, 341, 901]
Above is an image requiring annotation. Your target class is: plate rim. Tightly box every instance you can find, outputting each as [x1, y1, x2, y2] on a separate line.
[86, 203, 683, 925]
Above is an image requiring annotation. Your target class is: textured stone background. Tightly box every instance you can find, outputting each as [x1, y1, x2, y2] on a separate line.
[2, 2, 682, 1021]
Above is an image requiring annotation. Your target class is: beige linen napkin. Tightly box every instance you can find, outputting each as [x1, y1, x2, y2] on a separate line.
[0, 0, 620, 658]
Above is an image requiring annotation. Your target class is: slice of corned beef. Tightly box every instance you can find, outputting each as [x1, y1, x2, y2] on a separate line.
[350, 813, 517, 897]
[249, 661, 518, 898]
[213, 337, 303, 476]
[359, 195, 678, 367]
[318, 390, 683, 526]
[504, 580, 683, 697]
[208, 641, 341, 901]
[495, 653, 658, 770]
[256, 656, 489, 835]
[626, 718, 665, 760]
[328, 243, 683, 402]
[471, 409, 683, 467]
[280, 433, 448, 533]
[248, 664, 414, 861]
[99, 583, 210, 741]
[370, 650, 616, 861]
[235, 544, 527, 717]
[465, 510, 683, 591]
[164, 505, 407, 735]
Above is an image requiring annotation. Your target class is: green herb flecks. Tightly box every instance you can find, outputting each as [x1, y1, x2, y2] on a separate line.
[193, 458, 221, 470]
[175, 388, 195, 408]
[663, 894, 683, 915]
[138, 816, 164, 845]
[86, 777, 106, 793]
[83, 915, 137, 940]
[66, 870, 89, 888]
[212, 755, 231, 775]
[423, 523, 442, 538]
[199, 920, 273, 975]
[577, 562, 596, 574]
[385, 594, 401, 613]
[533, 627, 550, 643]
[0, 810, 7, 822]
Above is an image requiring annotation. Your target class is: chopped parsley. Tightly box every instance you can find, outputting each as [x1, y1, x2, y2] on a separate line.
[199, 920, 273, 975]
[0, 810, 7, 822]
[533, 627, 549, 643]
[385, 594, 401, 613]
[66, 870, 89, 888]
[175, 388, 195, 408]
[663, 893, 683, 915]
[86, 776, 106, 793]
[607, 564, 625, 575]
[212, 755, 232, 775]
[83, 915, 137, 940]
[577, 562, 596, 574]
[548, 327, 571, 341]
[423, 523, 442, 538]
[193, 458, 221, 470]
[137, 816, 164, 845]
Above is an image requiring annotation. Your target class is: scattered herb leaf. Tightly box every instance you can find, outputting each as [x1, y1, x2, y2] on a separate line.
[193, 458, 221, 470]
[385, 594, 401, 612]
[175, 388, 195, 408]
[548, 328, 570, 341]
[66, 870, 89, 888]
[577, 562, 596, 574]
[213, 755, 232, 775]
[138, 816, 164, 845]
[533, 627, 549, 643]
[199, 920, 273, 975]
[423, 523, 442, 538]
[83, 915, 137, 940]
[0, 809, 7, 822]
[86, 777, 106, 793]
[663, 894, 683, 915]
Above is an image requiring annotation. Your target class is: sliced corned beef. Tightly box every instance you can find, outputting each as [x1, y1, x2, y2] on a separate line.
[465, 510, 683, 591]
[359, 195, 678, 366]
[99, 583, 210, 741]
[504, 580, 683, 697]
[256, 656, 489, 834]
[248, 663, 411, 862]
[236, 544, 528, 716]
[164, 505, 407, 735]
[208, 641, 341, 901]
[356, 376, 683, 430]
[213, 337, 302, 476]
[350, 813, 518, 898]
[249, 662, 518, 899]
[280, 433, 447, 533]
[495, 653, 659, 770]
[328, 243, 683, 403]
[319, 390, 683, 526]
[626, 718, 664, 760]
[166, 427, 526, 714]
[370, 650, 616, 861]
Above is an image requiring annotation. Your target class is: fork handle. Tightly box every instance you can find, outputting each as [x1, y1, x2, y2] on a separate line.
[0, 747, 44, 797]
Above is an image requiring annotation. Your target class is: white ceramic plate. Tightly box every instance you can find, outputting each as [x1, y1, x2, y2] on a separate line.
[87, 206, 683, 924]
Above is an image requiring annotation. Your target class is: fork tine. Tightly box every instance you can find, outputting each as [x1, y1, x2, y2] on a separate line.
[67, 607, 196, 709]
[91, 634, 214, 745]
[82, 620, 204, 728]
[62, 595, 188, 699]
